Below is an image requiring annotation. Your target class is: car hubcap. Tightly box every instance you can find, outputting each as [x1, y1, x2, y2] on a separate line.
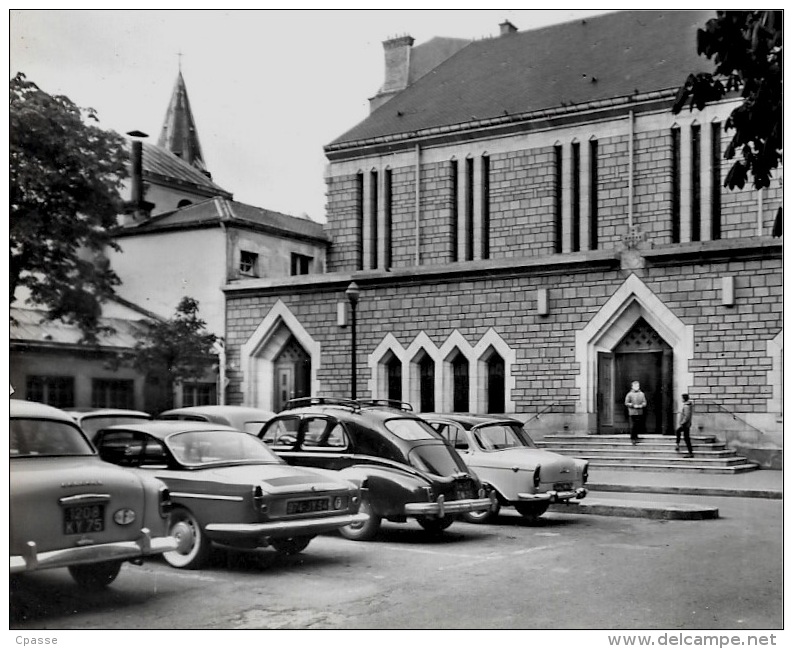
[172, 520, 195, 555]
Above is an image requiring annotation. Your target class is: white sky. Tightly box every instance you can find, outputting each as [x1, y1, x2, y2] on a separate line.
[9, 6, 615, 223]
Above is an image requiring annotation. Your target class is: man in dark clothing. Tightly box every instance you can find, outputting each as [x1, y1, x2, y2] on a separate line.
[675, 393, 694, 458]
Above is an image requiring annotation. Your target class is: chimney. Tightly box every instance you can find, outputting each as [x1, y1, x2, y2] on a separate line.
[381, 35, 414, 94]
[500, 20, 518, 36]
[121, 131, 154, 226]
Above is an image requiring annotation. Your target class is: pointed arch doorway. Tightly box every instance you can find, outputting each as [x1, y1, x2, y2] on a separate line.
[597, 318, 673, 435]
[273, 335, 311, 411]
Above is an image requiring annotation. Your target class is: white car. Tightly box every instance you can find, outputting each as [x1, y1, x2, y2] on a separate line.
[10, 399, 176, 588]
[423, 413, 588, 523]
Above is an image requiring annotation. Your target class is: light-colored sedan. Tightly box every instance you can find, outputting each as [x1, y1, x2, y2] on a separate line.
[423, 413, 588, 523]
[158, 405, 275, 435]
[10, 399, 177, 588]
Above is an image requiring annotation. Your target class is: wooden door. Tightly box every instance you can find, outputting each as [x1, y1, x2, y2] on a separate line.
[596, 352, 614, 433]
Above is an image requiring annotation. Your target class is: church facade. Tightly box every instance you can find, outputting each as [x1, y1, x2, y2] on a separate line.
[223, 11, 782, 466]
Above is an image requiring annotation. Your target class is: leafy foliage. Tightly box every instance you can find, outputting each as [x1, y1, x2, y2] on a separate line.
[10, 73, 129, 342]
[132, 298, 218, 412]
[672, 11, 782, 190]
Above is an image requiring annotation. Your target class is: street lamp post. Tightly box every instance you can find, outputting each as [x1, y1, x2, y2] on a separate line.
[345, 282, 360, 400]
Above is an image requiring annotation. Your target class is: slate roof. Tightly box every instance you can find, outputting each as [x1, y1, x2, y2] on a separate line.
[10, 307, 147, 350]
[139, 142, 232, 199]
[329, 10, 715, 148]
[115, 196, 329, 243]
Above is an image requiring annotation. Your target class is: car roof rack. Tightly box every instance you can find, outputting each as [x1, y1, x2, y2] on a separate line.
[281, 396, 361, 412]
[357, 399, 414, 412]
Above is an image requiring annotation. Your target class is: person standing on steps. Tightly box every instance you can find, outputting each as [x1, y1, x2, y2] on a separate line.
[675, 393, 694, 458]
[624, 380, 647, 445]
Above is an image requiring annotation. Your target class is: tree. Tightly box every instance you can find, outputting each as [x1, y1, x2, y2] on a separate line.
[132, 297, 218, 413]
[10, 72, 129, 343]
[672, 11, 782, 191]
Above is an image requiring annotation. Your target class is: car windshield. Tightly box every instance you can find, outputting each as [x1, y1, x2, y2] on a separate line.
[473, 424, 537, 451]
[168, 430, 283, 466]
[80, 415, 150, 438]
[11, 418, 94, 457]
[384, 418, 438, 441]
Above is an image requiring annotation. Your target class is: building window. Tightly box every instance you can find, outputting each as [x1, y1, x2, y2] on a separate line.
[691, 123, 701, 242]
[571, 142, 581, 252]
[671, 127, 681, 243]
[240, 250, 258, 276]
[290, 253, 313, 276]
[451, 353, 469, 413]
[92, 379, 135, 409]
[419, 355, 435, 412]
[370, 169, 379, 269]
[356, 172, 364, 270]
[386, 355, 402, 401]
[465, 157, 474, 260]
[486, 352, 505, 414]
[711, 121, 722, 240]
[26, 375, 74, 408]
[384, 168, 393, 269]
[182, 382, 217, 407]
[554, 144, 563, 253]
[589, 139, 599, 250]
[481, 154, 490, 259]
[450, 160, 459, 262]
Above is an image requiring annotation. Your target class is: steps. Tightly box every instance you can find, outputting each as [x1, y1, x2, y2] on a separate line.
[537, 434, 758, 474]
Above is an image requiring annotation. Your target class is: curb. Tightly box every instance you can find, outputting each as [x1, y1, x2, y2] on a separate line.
[587, 483, 783, 500]
[550, 498, 719, 520]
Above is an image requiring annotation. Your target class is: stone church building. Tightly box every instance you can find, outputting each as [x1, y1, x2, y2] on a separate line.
[223, 11, 782, 467]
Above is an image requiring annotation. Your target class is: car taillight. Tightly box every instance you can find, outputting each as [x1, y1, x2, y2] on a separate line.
[159, 486, 172, 518]
[424, 486, 434, 501]
[582, 463, 589, 484]
[533, 466, 541, 489]
[252, 485, 269, 513]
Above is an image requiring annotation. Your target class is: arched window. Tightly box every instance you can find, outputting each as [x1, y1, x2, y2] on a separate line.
[485, 350, 505, 413]
[386, 354, 402, 401]
[451, 352, 469, 413]
[418, 354, 435, 412]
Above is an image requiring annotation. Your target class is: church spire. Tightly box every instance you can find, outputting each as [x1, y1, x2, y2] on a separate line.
[157, 69, 208, 174]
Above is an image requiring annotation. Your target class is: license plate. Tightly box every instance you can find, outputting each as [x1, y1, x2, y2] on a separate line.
[287, 498, 329, 515]
[553, 482, 573, 491]
[63, 504, 105, 535]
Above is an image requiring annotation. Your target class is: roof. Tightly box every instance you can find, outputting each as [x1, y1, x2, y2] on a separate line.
[157, 71, 207, 172]
[329, 10, 715, 149]
[10, 399, 77, 422]
[115, 196, 329, 243]
[139, 141, 232, 199]
[408, 36, 471, 85]
[422, 413, 522, 429]
[10, 306, 147, 350]
[100, 421, 240, 440]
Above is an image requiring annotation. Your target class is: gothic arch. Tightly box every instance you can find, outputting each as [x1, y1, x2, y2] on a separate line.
[575, 274, 694, 414]
[368, 334, 407, 400]
[473, 328, 517, 413]
[240, 300, 320, 410]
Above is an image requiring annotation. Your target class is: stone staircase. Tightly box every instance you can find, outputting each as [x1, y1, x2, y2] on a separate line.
[536, 433, 759, 474]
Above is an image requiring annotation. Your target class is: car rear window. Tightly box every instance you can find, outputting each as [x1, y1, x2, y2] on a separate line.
[80, 415, 151, 439]
[11, 418, 94, 457]
[408, 443, 468, 476]
[169, 429, 283, 466]
[474, 424, 538, 450]
[384, 418, 438, 441]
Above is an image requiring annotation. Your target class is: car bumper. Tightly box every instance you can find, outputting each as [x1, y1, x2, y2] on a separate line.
[404, 495, 493, 517]
[516, 487, 588, 503]
[204, 512, 369, 537]
[9, 528, 178, 574]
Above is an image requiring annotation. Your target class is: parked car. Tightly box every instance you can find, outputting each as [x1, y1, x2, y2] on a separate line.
[258, 397, 493, 541]
[92, 420, 366, 569]
[65, 408, 152, 442]
[421, 413, 588, 523]
[158, 405, 275, 435]
[10, 399, 176, 588]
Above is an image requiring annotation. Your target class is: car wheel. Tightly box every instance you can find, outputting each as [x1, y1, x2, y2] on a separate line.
[271, 535, 314, 555]
[462, 499, 501, 524]
[514, 502, 549, 522]
[339, 498, 380, 541]
[417, 515, 457, 533]
[164, 507, 212, 569]
[68, 560, 123, 589]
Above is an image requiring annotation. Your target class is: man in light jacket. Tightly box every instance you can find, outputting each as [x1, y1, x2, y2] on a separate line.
[624, 381, 647, 445]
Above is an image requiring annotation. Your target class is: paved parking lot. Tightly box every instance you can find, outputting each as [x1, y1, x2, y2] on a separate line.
[10, 497, 783, 630]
